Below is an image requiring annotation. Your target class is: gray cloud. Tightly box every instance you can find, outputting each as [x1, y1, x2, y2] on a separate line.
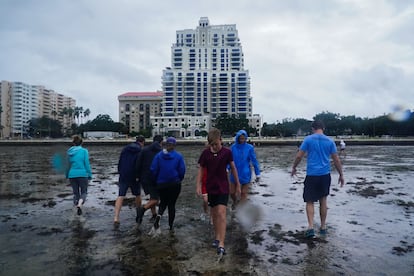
[1, 0, 413, 123]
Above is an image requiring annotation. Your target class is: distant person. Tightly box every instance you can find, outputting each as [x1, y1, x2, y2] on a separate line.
[150, 137, 186, 232]
[196, 128, 241, 257]
[135, 135, 163, 224]
[66, 135, 92, 215]
[339, 139, 346, 157]
[113, 135, 145, 224]
[291, 120, 344, 238]
[229, 129, 261, 208]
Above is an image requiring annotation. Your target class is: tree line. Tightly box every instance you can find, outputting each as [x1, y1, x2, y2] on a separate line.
[261, 111, 414, 137]
[24, 110, 414, 139]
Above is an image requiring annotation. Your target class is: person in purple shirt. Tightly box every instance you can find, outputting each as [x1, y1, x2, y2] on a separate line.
[196, 128, 241, 257]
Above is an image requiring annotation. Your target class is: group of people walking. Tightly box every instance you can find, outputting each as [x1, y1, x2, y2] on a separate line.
[65, 119, 344, 257]
[115, 135, 185, 234]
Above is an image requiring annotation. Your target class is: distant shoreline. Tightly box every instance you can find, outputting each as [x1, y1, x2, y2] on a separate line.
[1, 137, 414, 146]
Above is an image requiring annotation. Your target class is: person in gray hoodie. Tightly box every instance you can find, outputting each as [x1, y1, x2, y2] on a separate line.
[66, 135, 92, 215]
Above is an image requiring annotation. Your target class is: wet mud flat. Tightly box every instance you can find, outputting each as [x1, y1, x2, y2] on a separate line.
[1, 145, 413, 275]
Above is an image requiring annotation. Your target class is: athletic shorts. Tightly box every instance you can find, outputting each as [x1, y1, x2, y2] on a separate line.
[118, 180, 141, 197]
[208, 194, 229, 207]
[147, 183, 160, 200]
[303, 174, 331, 202]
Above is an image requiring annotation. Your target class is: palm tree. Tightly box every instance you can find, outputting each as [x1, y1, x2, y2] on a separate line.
[83, 108, 91, 122]
[51, 110, 58, 120]
[78, 106, 84, 124]
[73, 107, 80, 125]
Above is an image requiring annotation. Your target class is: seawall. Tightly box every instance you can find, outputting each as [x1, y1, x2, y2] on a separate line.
[1, 138, 414, 146]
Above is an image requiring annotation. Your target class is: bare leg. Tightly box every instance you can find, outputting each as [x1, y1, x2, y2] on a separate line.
[306, 201, 315, 229]
[144, 199, 159, 215]
[319, 196, 328, 229]
[202, 194, 209, 214]
[135, 195, 142, 209]
[240, 183, 250, 203]
[114, 196, 124, 222]
[229, 183, 237, 204]
[213, 205, 227, 248]
[150, 203, 157, 216]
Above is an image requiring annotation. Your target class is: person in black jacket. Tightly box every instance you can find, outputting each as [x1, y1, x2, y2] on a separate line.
[113, 136, 145, 224]
[135, 135, 163, 224]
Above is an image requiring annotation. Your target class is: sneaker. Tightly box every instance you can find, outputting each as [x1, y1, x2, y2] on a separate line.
[211, 239, 219, 248]
[217, 247, 226, 255]
[319, 228, 328, 236]
[77, 207, 82, 215]
[154, 215, 161, 229]
[305, 229, 315, 238]
[136, 207, 145, 224]
[169, 226, 175, 234]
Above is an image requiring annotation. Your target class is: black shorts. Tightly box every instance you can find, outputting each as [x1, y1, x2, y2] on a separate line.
[147, 184, 160, 200]
[118, 180, 141, 197]
[142, 180, 159, 200]
[303, 174, 331, 202]
[208, 194, 229, 207]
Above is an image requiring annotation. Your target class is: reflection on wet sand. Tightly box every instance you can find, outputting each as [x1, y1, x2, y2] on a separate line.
[0, 145, 413, 275]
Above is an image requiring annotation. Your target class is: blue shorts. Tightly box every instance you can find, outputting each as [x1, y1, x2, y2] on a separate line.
[118, 180, 141, 197]
[303, 174, 331, 202]
[208, 194, 229, 207]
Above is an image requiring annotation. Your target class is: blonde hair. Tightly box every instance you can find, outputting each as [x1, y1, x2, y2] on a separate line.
[207, 128, 221, 144]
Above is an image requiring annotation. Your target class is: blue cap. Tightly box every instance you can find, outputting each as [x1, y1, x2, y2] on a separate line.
[166, 137, 176, 145]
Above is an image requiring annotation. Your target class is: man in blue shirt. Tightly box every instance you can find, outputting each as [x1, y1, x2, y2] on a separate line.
[291, 120, 344, 238]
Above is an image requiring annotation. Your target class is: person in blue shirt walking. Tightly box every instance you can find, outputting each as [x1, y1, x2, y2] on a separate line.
[291, 120, 344, 238]
[150, 137, 186, 232]
[66, 135, 92, 215]
[229, 130, 261, 209]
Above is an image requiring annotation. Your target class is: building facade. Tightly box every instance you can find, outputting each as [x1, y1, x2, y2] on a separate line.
[0, 80, 75, 138]
[162, 16, 252, 118]
[151, 114, 211, 138]
[118, 92, 163, 134]
[155, 17, 261, 136]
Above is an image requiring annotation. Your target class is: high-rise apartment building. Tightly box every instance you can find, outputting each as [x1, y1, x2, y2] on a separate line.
[38, 86, 75, 131]
[151, 17, 262, 137]
[0, 80, 75, 138]
[162, 17, 252, 118]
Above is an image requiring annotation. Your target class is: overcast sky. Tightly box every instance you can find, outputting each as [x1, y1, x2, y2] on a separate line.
[1, 0, 413, 124]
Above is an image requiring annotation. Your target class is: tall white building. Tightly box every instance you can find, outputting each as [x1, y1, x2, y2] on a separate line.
[152, 17, 261, 137]
[0, 80, 75, 138]
[161, 17, 252, 118]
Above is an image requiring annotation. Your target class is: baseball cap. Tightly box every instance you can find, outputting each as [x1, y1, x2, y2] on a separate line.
[166, 137, 176, 145]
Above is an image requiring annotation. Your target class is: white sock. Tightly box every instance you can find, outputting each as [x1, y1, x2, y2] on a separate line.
[77, 198, 84, 207]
